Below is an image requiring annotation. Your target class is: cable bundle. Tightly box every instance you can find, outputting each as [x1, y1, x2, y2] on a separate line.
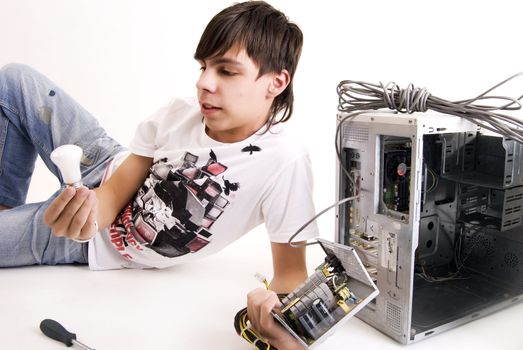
[234, 307, 276, 350]
[337, 73, 523, 143]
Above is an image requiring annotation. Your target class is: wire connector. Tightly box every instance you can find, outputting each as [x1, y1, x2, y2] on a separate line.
[255, 273, 270, 290]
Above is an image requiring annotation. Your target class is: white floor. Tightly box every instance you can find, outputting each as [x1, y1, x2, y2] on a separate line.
[1, 230, 522, 350]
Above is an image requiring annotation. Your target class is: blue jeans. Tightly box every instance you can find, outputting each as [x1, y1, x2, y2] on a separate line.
[0, 63, 126, 267]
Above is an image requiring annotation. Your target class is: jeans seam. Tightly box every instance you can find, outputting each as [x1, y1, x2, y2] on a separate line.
[0, 98, 21, 117]
[0, 112, 7, 176]
[83, 243, 89, 263]
[0, 194, 23, 208]
[0, 101, 24, 177]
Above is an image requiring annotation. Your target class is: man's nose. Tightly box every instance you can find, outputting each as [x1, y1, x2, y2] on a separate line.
[196, 69, 216, 92]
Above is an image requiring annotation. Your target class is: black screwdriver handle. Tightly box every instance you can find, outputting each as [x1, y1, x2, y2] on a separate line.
[40, 318, 76, 347]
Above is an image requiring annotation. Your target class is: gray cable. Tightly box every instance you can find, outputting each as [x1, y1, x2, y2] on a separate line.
[337, 73, 523, 143]
[288, 195, 358, 248]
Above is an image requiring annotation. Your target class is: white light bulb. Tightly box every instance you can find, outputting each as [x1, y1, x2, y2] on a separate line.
[50, 144, 83, 188]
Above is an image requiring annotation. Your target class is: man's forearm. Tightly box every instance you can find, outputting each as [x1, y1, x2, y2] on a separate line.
[93, 185, 125, 229]
[92, 153, 153, 230]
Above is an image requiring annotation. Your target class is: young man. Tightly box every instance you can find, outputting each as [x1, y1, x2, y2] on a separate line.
[0, 1, 316, 348]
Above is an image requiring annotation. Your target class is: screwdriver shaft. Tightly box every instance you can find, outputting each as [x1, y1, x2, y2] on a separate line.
[72, 339, 96, 350]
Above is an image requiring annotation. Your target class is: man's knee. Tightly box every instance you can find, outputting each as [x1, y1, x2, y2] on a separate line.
[0, 63, 37, 85]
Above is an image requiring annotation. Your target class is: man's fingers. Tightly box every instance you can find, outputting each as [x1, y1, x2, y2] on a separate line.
[43, 186, 76, 225]
[247, 289, 305, 350]
[247, 289, 280, 338]
[258, 293, 281, 333]
[247, 289, 264, 332]
[67, 190, 95, 239]
[46, 187, 96, 238]
[52, 187, 89, 236]
[78, 192, 98, 240]
[60, 187, 89, 220]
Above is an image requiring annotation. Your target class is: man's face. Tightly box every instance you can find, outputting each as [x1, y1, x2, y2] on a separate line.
[196, 47, 275, 143]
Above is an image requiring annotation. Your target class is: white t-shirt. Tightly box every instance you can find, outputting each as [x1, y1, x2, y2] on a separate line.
[88, 97, 318, 270]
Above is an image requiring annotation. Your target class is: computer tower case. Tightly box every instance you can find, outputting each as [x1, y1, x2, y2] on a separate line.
[335, 111, 523, 344]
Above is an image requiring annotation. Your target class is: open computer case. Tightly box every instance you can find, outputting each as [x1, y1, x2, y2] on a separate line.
[335, 111, 523, 344]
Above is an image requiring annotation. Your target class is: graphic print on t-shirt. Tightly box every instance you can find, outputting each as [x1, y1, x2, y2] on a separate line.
[241, 143, 262, 155]
[117, 150, 240, 258]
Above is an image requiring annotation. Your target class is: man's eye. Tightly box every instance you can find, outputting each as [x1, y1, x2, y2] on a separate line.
[199, 66, 206, 71]
[221, 69, 236, 76]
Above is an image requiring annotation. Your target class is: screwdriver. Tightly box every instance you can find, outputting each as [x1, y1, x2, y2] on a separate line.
[40, 319, 95, 350]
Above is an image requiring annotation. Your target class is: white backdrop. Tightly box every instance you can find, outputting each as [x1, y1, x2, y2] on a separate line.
[2, 0, 522, 241]
[1, 1, 523, 349]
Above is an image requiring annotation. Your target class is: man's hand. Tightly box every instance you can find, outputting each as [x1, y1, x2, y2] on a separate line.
[43, 186, 98, 241]
[42, 153, 152, 242]
[247, 288, 305, 350]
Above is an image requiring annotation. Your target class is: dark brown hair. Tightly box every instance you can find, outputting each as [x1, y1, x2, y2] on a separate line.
[194, 1, 303, 126]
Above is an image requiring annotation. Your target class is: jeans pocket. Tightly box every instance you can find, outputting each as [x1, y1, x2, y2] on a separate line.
[78, 140, 99, 169]
[75, 130, 114, 170]
[75, 135, 124, 188]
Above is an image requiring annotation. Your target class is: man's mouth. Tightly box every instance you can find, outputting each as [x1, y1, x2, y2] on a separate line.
[201, 103, 222, 114]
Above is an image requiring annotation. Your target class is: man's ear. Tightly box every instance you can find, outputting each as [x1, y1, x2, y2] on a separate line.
[268, 69, 290, 98]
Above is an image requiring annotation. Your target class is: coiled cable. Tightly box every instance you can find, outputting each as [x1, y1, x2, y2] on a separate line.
[337, 73, 523, 143]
